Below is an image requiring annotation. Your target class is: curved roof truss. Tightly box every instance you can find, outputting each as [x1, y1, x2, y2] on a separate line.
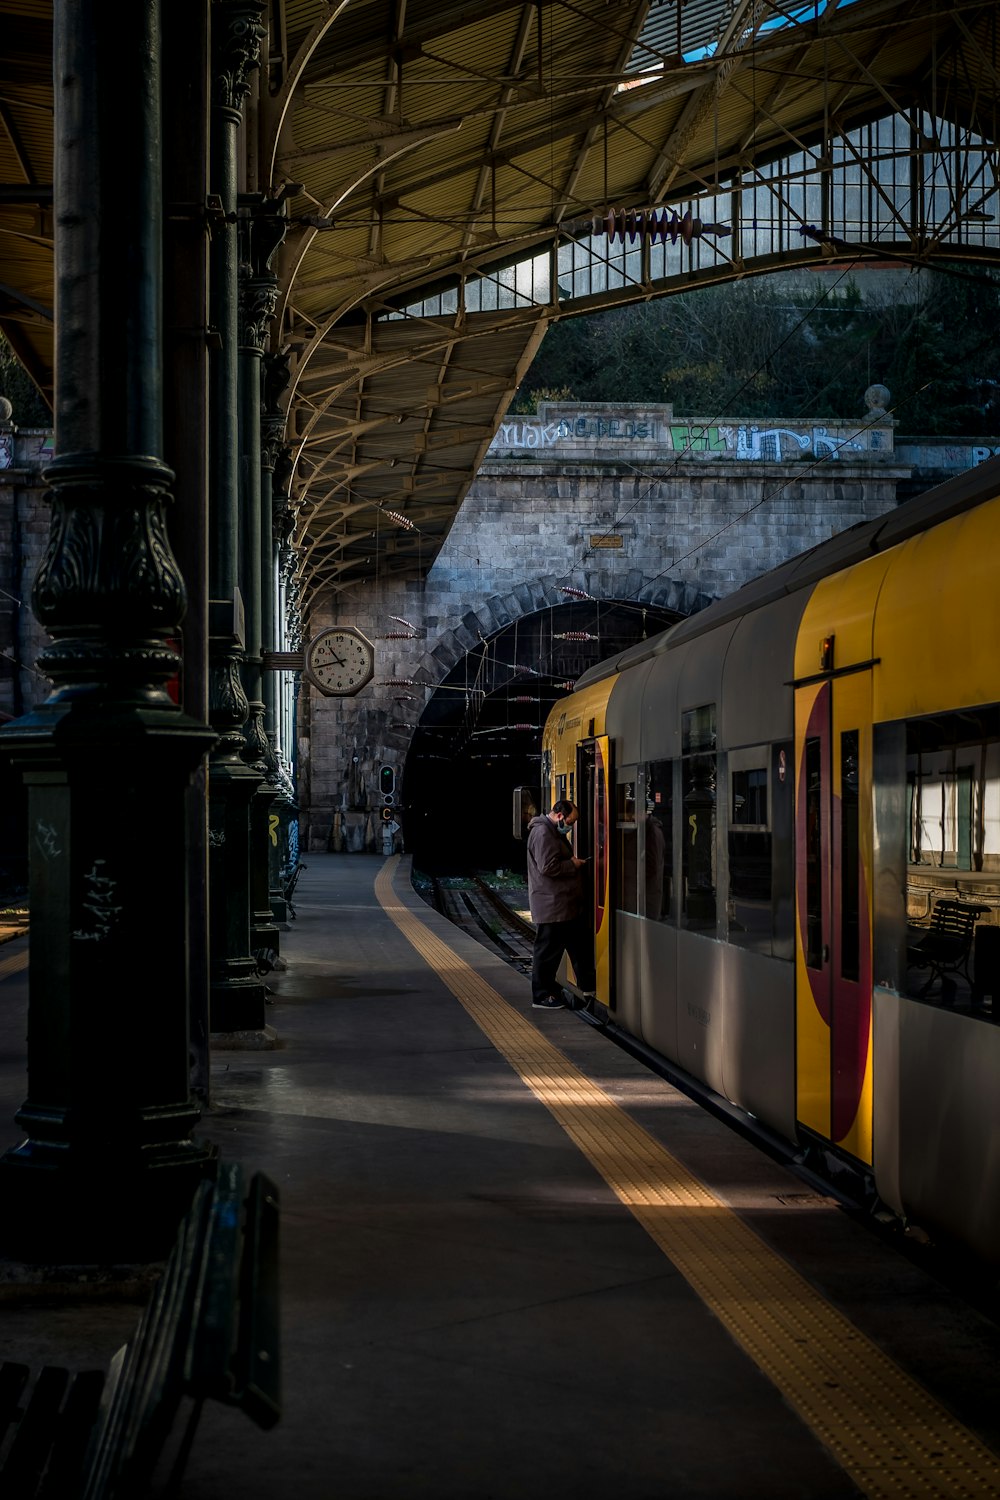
[1, 0, 998, 616]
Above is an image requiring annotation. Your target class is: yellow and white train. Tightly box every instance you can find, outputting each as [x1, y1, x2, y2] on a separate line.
[542, 458, 1000, 1264]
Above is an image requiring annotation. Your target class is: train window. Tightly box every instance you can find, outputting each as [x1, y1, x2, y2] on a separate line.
[728, 755, 771, 954]
[804, 737, 823, 969]
[682, 751, 716, 932]
[619, 780, 636, 821]
[682, 704, 716, 755]
[617, 779, 638, 915]
[645, 761, 673, 920]
[881, 706, 1000, 1009]
[841, 731, 860, 982]
[771, 741, 795, 961]
[905, 710, 1000, 874]
[732, 768, 767, 827]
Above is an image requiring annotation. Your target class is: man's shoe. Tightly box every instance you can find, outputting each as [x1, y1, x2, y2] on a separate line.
[532, 993, 565, 1010]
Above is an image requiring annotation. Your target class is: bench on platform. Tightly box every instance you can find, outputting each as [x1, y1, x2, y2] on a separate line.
[906, 898, 990, 1000]
[0, 1163, 279, 1499]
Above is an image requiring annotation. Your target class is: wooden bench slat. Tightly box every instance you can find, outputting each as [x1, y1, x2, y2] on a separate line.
[37, 1370, 105, 1500]
[82, 1179, 217, 1499]
[187, 1163, 245, 1401]
[0, 1363, 31, 1443]
[234, 1173, 281, 1429]
[3, 1164, 280, 1499]
[2, 1366, 69, 1498]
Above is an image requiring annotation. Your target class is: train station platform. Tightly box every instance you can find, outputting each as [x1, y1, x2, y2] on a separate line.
[3, 853, 1000, 1498]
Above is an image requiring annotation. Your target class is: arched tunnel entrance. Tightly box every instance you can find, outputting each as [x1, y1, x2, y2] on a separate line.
[403, 599, 681, 873]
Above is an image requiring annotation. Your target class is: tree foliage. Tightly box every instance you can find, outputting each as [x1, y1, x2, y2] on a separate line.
[513, 265, 1000, 435]
[0, 334, 49, 426]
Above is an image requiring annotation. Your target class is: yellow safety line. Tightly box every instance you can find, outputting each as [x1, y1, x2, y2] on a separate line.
[375, 857, 1000, 1500]
[0, 946, 28, 982]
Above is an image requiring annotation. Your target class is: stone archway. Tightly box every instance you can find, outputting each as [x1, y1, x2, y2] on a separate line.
[401, 592, 685, 871]
[415, 573, 713, 695]
[311, 570, 712, 855]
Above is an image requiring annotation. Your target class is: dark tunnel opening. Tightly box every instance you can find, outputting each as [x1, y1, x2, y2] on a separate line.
[403, 599, 681, 874]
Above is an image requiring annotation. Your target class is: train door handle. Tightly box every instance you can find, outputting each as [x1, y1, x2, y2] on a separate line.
[823, 944, 830, 962]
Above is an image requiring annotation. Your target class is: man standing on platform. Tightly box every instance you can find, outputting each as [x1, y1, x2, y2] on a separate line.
[526, 800, 596, 1010]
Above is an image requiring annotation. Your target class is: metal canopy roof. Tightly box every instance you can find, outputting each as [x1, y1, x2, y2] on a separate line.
[2, 0, 998, 621]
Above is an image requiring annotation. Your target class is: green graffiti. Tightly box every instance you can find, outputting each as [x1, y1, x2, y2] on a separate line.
[670, 424, 727, 453]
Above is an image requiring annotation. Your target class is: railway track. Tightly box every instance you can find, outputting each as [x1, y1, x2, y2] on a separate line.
[424, 872, 535, 974]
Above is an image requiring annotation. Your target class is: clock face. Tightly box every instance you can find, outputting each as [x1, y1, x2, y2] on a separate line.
[304, 628, 375, 696]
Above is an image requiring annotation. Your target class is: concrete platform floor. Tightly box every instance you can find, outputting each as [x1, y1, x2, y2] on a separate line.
[2, 852, 1000, 1498]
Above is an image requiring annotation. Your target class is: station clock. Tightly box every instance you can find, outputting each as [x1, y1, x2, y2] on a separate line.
[303, 627, 375, 696]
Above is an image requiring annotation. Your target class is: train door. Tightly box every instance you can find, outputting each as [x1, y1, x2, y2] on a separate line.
[795, 673, 873, 1165]
[575, 737, 612, 1006]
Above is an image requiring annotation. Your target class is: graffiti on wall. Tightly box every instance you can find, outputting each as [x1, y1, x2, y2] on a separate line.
[489, 413, 889, 459]
[492, 415, 656, 449]
[672, 423, 878, 459]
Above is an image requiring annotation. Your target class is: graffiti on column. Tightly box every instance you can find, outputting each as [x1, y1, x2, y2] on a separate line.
[72, 859, 123, 942]
[35, 820, 62, 859]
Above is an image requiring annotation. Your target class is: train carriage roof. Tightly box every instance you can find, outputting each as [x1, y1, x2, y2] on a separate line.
[575, 457, 1000, 689]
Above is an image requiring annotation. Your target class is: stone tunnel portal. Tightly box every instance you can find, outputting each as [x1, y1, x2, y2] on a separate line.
[403, 599, 680, 873]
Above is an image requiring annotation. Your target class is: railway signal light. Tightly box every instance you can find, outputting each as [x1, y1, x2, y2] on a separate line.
[379, 764, 395, 802]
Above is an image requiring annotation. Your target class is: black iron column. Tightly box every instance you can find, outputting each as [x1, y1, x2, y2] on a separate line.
[262, 355, 295, 922]
[238, 203, 283, 958]
[0, 0, 216, 1261]
[207, 0, 269, 1035]
[163, 0, 213, 1106]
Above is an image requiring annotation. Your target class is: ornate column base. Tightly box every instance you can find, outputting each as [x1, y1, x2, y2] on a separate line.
[209, 743, 272, 1034]
[0, 1131, 215, 1264]
[243, 701, 279, 955]
[0, 694, 218, 1263]
[267, 749, 297, 926]
[207, 609, 272, 1039]
[251, 777, 281, 952]
[269, 886, 289, 926]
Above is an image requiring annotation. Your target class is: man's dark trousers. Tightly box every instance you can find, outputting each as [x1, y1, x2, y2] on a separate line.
[531, 918, 595, 1003]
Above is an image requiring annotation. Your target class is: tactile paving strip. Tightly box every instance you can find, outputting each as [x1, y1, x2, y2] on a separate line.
[376, 858, 1000, 1499]
[0, 946, 28, 982]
